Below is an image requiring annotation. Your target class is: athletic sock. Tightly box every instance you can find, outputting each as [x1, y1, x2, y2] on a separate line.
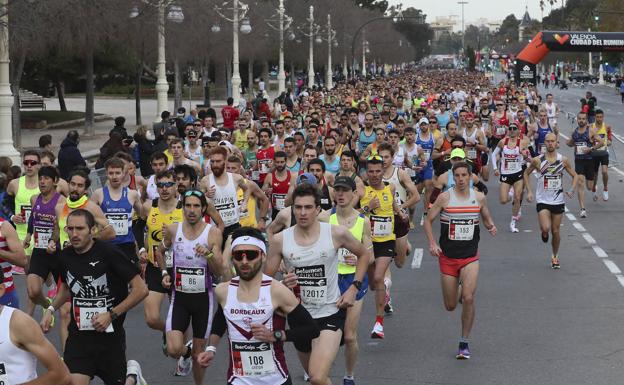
[376, 315, 384, 325]
[126, 374, 137, 385]
[183, 346, 192, 359]
[344, 375, 355, 380]
[459, 337, 469, 344]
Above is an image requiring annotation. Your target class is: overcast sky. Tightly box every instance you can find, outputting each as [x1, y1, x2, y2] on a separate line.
[388, 0, 546, 27]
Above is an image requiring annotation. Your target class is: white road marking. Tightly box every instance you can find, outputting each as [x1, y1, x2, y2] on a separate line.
[610, 166, 624, 177]
[572, 222, 586, 232]
[565, 213, 576, 221]
[582, 233, 596, 244]
[603, 259, 622, 275]
[560, 133, 570, 140]
[411, 248, 423, 269]
[616, 275, 624, 288]
[522, 229, 533, 233]
[592, 245, 608, 258]
[613, 133, 624, 144]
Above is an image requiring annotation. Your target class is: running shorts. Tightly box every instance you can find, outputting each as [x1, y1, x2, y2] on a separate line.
[144, 262, 170, 294]
[27, 248, 61, 282]
[592, 153, 609, 170]
[64, 329, 127, 384]
[417, 166, 434, 182]
[536, 203, 565, 214]
[373, 240, 395, 259]
[293, 309, 346, 353]
[166, 291, 212, 339]
[438, 252, 479, 278]
[500, 170, 524, 185]
[338, 273, 369, 301]
[574, 158, 595, 181]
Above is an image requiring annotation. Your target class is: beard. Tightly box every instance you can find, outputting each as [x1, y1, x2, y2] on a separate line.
[69, 191, 81, 201]
[325, 148, 335, 156]
[236, 261, 262, 281]
[212, 166, 225, 177]
[276, 165, 285, 172]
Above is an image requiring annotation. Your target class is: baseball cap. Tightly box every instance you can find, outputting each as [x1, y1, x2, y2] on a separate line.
[333, 176, 356, 191]
[296, 172, 317, 186]
[450, 148, 466, 159]
[418, 117, 429, 125]
[177, 107, 186, 116]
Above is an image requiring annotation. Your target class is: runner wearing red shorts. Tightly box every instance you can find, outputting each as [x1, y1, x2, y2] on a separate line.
[424, 161, 497, 360]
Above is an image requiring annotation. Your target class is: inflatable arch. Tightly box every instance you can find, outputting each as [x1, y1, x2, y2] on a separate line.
[514, 30, 624, 84]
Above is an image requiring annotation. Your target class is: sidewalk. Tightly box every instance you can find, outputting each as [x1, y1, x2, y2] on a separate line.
[19, 96, 228, 158]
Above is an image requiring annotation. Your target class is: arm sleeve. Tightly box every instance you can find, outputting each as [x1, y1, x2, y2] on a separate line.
[429, 187, 441, 205]
[474, 181, 488, 195]
[27, 212, 33, 233]
[284, 304, 320, 343]
[491, 146, 500, 170]
[3, 193, 14, 218]
[210, 304, 227, 338]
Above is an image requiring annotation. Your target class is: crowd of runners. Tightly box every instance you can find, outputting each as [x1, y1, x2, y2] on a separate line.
[0, 66, 615, 385]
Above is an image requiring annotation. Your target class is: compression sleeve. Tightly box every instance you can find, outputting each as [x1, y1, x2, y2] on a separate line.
[430, 187, 442, 204]
[474, 181, 488, 195]
[285, 304, 320, 343]
[491, 146, 501, 171]
[3, 193, 14, 217]
[210, 304, 227, 338]
[27, 212, 33, 234]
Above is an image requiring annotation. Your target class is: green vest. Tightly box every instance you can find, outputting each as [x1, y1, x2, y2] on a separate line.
[330, 212, 365, 275]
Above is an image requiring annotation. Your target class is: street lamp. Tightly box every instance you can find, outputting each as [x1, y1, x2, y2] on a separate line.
[308, 6, 315, 88]
[264, 0, 293, 95]
[326, 14, 334, 89]
[362, 38, 369, 77]
[214, 0, 251, 101]
[458, 1, 468, 50]
[0, 0, 20, 160]
[130, 1, 184, 122]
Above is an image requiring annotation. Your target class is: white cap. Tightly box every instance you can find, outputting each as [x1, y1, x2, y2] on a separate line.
[418, 117, 429, 125]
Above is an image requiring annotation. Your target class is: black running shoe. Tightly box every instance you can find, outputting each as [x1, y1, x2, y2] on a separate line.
[541, 231, 549, 243]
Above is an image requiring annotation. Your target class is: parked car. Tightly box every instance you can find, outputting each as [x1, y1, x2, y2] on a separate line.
[569, 71, 598, 83]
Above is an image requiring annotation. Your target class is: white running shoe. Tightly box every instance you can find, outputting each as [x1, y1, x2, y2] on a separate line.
[304, 372, 310, 382]
[174, 341, 193, 377]
[127, 360, 147, 385]
[593, 191, 599, 202]
[603, 191, 609, 201]
[371, 321, 384, 339]
[580, 208, 587, 218]
[510, 219, 519, 233]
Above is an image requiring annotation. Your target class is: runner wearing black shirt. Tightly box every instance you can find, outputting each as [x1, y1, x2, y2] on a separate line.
[41, 209, 148, 385]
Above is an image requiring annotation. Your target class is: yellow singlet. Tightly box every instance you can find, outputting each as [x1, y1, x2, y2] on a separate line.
[330, 212, 365, 275]
[146, 200, 183, 265]
[360, 183, 395, 242]
[237, 182, 257, 228]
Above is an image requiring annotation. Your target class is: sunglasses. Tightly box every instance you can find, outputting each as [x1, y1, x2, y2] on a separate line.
[184, 190, 204, 198]
[232, 249, 260, 262]
[509, 127, 519, 131]
[23, 160, 39, 167]
[156, 181, 176, 188]
[367, 155, 382, 161]
[193, 124, 202, 127]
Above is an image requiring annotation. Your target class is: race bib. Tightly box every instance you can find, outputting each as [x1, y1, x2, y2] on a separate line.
[295, 265, 327, 305]
[216, 202, 238, 226]
[251, 171, 260, 181]
[422, 149, 431, 161]
[449, 218, 474, 241]
[175, 266, 206, 293]
[337, 247, 353, 265]
[106, 213, 129, 236]
[544, 175, 562, 191]
[370, 215, 392, 237]
[575, 142, 588, 155]
[496, 126, 506, 135]
[320, 198, 330, 206]
[259, 159, 271, 174]
[503, 157, 521, 173]
[34, 226, 52, 249]
[406, 167, 416, 178]
[466, 148, 477, 159]
[238, 199, 249, 219]
[0, 362, 10, 385]
[73, 297, 114, 332]
[540, 144, 546, 154]
[231, 341, 275, 377]
[21, 205, 32, 222]
[273, 194, 286, 210]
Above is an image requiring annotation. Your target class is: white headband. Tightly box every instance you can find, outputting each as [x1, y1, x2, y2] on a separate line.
[231, 236, 266, 254]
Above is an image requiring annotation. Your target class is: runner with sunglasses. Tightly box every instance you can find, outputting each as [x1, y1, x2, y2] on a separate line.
[159, 189, 223, 385]
[492, 123, 531, 233]
[198, 227, 319, 385]
[267, 183, 370, 385]
[144, 152, 170, 201]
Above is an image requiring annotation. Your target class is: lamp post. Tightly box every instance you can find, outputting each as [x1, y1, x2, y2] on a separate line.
[130, 2, 184, 122]
[326, 14, 333, 89]
[307, 6, 315, 88]
[458, 1, 468, 50]
[0, 0, 19, 160]
[277, 0, 286, 94]
[362, 36, 368, 77]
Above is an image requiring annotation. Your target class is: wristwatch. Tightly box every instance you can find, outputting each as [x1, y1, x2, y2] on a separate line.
[351, 280, 363, 290]
[109, 310, 119, 322]
[362, 206, 370, 214]
[273, 330, 283, 342]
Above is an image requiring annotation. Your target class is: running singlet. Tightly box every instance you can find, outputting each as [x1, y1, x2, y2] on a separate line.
[32, 192, 61, 249]
[592, 122, 609, 153]
[402, 143, 420, 178]
[439, 188, 480, 259]
[208, 173, 240, 227]
[271, 171, 291, 212]
[330, 212, 365, 275]
[257, 146, 275, 184]
[146, 175, 159, 201]
[224, 275, 289, 384]
[383, 167, 407, 205]
[319, 183, 332, 211]
[360, 183, 395, 243]
[392, 146, 406, 167]
[491, 111, 509, 139]
[536, 153, 565, 205]
[237, 183, 256, 228]
[59, 198, 89, 250]
[320, 154, 340, 175]
[146, 200, 183, 266]
[572, 128, 592, 160]
[185, 142, 202, 161]
[358, 129, 376, 153]
[15, 176, 40, 244]
[544, 102, 557, 125]
[0, 306, 37, 384]
[234, 130, 249, 151]
[535, 122, 553, 155]
[463, 128, 480, 161]
[416, 131, 434, 168]
[281, 222, 339, 318]
[171, 222, 214, 293]
[0, 219, 14, 294]
[500, 138, 523, 175]
[100, 186, 135, 244]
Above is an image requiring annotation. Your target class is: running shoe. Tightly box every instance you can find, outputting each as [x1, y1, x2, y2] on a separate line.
[517, 207, 522, 220]
[551, 255, 560, 269]
[371, 321, 384, 339]
[510, 219, 519, 233]
[456, 342, 471, 359]
[304, 372, 310, 382]
[127, 360, 148, 385]
[343, 377, 356, 385]
[409, 220, 415, 230]
[593, 191, 599, 202]
[580, 208, 587, 218]
[603, 191, 609, 201]
[420, 213, 425, 226]
[541, 231, 549, 243]
[174, 340, 193, 376]
[384, 292, 394, 315]
[11, 266, 24, 275]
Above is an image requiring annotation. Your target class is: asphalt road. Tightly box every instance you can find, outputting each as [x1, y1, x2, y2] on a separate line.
[10, 80, 624, 384]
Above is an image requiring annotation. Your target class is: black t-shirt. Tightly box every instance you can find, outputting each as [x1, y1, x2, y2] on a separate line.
[59, 240, 139, 334]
